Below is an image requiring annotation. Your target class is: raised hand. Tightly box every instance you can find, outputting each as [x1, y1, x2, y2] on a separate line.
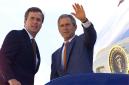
[71, 3, 88, 23]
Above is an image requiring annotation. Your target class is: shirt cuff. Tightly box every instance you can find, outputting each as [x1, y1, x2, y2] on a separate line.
[82, 21, 91, 28]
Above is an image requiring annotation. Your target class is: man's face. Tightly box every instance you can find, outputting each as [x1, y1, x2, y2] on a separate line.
[58, 17, 77, 41]
[24, 12, 43, 37]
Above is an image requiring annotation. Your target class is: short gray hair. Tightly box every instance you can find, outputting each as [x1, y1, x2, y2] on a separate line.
[58, 14, 76, 26]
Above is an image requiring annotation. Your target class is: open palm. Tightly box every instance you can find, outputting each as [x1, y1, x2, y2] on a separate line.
[71, 3, 87, 22]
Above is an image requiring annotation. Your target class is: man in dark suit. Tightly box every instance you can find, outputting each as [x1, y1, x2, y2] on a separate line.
[0, 7, 44, 85]
[50, 3, 97, 80]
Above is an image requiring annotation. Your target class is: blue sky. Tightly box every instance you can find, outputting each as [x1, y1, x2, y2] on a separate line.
[0, 0, 129, 84]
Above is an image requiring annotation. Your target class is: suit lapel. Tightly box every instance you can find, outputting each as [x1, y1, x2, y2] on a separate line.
[22, 29, 34, 57]
[57, 46, 65, 75]
[58, 45, 63, 68]
[66, 36, 77, 69]
[22, 29, 39, 72]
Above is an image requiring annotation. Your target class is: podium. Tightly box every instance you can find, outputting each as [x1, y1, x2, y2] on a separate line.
[46, 73, 129, 85]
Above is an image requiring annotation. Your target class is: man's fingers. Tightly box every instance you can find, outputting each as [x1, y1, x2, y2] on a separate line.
[72, 4, 77, 13]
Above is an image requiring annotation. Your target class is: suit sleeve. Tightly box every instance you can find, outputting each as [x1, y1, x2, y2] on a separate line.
[0, 30, 20, 82]
[82, 23, 97, 66]
[82, 23, 97, 49]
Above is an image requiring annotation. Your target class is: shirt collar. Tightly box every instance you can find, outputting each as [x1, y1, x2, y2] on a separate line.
[24, 28, 34, 39]
[64, 35, 75, 43]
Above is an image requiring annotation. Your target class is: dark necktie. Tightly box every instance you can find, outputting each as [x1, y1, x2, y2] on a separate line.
[31, 39, 37, 70]
[31, 39, 36, 57]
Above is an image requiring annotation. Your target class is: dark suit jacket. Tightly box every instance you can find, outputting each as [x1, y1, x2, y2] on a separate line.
[0, 29, 40, 85]
[50, 24, 97, 80]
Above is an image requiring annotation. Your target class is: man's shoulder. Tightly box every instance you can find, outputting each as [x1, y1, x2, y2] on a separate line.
[5, 29, 25, 40]
[53, 48, 60, 54]
[73, 34, 84, 42]
[7, 29, 24, 35]
[52, 47, 61, 56]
